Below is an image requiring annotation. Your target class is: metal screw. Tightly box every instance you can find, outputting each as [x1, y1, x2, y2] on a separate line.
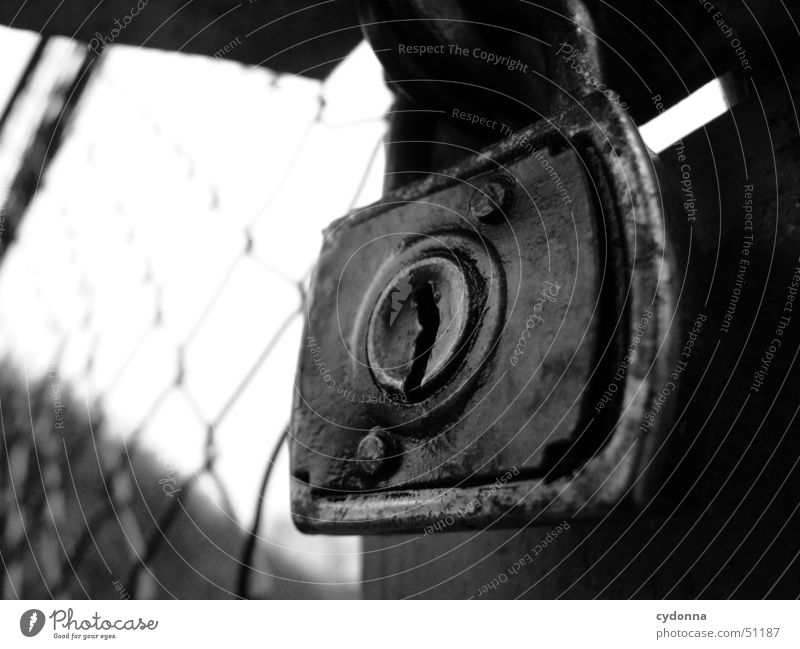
[357, 427, 391, 476]
[469, 174, 514, 221]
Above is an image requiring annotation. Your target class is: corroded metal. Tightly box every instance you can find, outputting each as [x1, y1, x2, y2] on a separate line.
[291, 85, 673, 533]
[469, 174, 514, 222]
[356, 427, 392, 477]
[292, 0, 800, 538]
[366, 254, 474, 400]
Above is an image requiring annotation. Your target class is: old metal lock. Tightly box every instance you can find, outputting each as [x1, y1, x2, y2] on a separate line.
[290, 90, 671, 534]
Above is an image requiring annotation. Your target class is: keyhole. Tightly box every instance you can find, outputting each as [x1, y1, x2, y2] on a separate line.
[403, 282, 440, 398]
[367, 255, 472, 401]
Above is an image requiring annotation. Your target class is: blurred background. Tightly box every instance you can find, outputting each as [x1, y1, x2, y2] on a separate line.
[0, 18, 727, 598]
[0, 25, 391, 599]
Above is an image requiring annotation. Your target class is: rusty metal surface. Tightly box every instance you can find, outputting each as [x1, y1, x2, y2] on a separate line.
[291, 0, 800, 556]
[291, 88, 673, 533]
[291, 0, 800, 541]
[364, 61, 800, 598]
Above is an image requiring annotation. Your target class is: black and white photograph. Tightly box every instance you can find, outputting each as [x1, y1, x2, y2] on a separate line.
[0, 0, 799, 644]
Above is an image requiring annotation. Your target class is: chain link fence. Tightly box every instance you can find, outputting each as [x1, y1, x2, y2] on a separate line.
[0, 32, 390, 599]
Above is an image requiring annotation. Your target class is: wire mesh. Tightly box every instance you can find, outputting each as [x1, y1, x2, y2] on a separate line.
[0, 35, 390, 599]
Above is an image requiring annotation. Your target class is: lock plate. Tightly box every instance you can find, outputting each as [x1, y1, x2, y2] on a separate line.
[291, 92, 673, 534]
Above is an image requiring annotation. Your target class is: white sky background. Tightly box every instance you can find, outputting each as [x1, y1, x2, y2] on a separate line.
[0, 25, 728, 590]
[0, 32, 391, 587]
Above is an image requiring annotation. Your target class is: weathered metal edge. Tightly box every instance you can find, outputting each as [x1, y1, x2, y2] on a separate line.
[292, 91, 675, 534]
